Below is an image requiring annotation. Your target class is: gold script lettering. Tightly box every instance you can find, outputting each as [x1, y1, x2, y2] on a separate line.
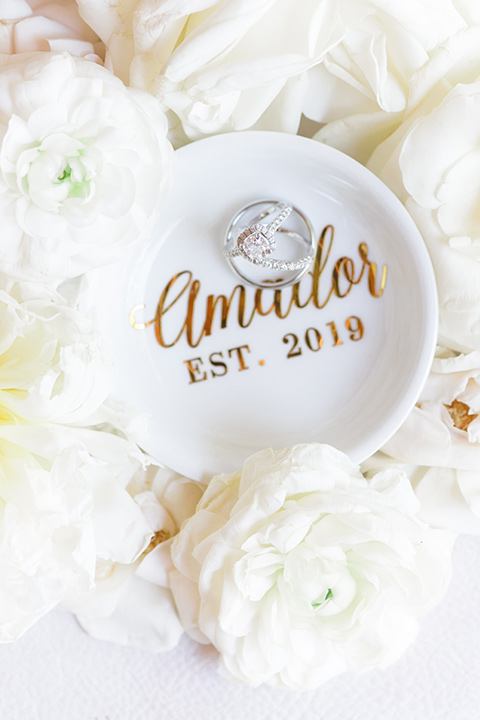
[130, 225, 387, 349]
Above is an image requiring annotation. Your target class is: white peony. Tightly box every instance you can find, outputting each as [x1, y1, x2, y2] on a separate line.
[73, 466, 205, 652]
[375, 348, 480, 535]
[0, 0, 103, 60]
[0, 280, 160, 641]
[169, 444, 453, 690]
[0, 422, 154, 641]
[76, 0, 345, 144]
[0, 51, 173, 281]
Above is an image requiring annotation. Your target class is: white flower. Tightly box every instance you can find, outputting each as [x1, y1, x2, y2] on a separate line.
[169, 444, 452, 690]
[77, 0, 345, 144]
[375, 347, 480, 535]
[363, 72, 480, 352]
[73, 466, 205, 653]
[0, 280, 158, 641]
[0, 51, 173, 281]
[0, 423, 154, 642]
[0, 0, 104, 61]
[76, 0, 480, 146]
[0, 282, 111, 424]
[384, 348, 480, 469]
[312, 1, 479, 163]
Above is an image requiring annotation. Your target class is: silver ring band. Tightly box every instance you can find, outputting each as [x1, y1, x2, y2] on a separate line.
[224, 202, 315, 280]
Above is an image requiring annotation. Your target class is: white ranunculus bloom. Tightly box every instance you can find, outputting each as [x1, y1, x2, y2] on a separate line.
[169, 444, 453, 690]
[0, 0, 103, 60]
[76, 0, 345, 144]
[363, 73, 480, 351]
[0, 423, 154, 641]
[373, 348, 480, 535]
[0, 283, 111, 424]
[73, 466, 205, 652]
[0, 51, 173, 281]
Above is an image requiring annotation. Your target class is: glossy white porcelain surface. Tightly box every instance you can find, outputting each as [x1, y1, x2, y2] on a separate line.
[90, 132, 438, 481]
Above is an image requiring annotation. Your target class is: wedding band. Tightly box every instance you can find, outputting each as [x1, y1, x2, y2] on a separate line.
[223, 200, 316, 289]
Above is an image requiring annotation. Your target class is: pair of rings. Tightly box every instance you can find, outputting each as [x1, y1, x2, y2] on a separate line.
[223, 200, 315, 289]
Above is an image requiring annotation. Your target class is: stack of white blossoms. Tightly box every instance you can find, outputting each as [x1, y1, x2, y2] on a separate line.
[0, 0, 479, 692]
[0, 282, 143, 639]
[0, 0, 181, 646]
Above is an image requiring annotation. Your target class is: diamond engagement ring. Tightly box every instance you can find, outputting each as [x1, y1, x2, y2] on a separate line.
[224, 200, 316, 289]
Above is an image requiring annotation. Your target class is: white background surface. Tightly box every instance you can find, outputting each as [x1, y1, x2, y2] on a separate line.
[1, 535, 479, 720]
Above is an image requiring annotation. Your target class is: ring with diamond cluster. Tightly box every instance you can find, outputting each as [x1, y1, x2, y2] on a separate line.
[223, 200, 316, 289]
